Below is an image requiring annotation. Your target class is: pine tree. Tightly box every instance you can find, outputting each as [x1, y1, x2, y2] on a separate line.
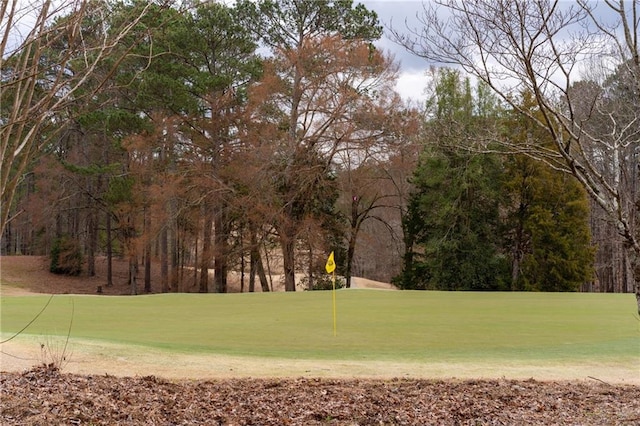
[399, 72, 594, 292]
[399, 69, 509, 290]
[502, 98, 594, 291]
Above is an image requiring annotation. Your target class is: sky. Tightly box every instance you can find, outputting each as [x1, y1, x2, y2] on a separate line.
[362, 1, 433, 104]
[364, 0, 629, 104]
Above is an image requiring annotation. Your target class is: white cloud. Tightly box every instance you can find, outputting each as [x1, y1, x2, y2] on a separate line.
[394, 69, 430, 105]
[363, 1, 433, 103]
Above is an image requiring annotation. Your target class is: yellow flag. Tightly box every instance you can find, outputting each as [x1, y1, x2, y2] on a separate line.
[325, 251, 336, 274]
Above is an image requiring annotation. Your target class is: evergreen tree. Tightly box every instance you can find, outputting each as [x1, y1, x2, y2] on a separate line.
[502, 97, 594, 291]
[400, 72, 595, 292]
[398, 69, 509, 290]
[520, 171, 594, 291]
[400, 144, 509, 290]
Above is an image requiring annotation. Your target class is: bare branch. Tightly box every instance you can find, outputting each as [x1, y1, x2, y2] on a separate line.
[391, 0, 640, 309]
[1, 0, 177, 235]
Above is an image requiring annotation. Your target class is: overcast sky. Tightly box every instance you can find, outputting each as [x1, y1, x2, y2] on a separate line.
[362, 0, 432, 104]
[364, 0, 627, 104]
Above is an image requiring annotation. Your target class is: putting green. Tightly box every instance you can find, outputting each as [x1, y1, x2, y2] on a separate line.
[2, 290, 638, 364]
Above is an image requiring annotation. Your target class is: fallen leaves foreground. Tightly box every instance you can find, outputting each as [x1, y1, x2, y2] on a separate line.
[1, 366, 639, 425]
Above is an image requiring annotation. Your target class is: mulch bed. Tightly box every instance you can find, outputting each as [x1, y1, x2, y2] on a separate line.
[2, 366, 639, 425]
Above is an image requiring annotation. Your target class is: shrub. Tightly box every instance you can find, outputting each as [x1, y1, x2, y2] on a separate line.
[50, 236, 82, 276]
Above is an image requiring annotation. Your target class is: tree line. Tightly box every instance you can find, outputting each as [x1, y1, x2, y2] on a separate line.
[1, 1, 637, 304]
[399, 69, 594, 292]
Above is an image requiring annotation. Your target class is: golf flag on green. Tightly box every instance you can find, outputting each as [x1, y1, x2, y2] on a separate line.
[325, 251, 336, 273]
[326, 251, 337, 336]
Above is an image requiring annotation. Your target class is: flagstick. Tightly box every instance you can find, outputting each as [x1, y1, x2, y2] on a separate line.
[332, 270, 337, 336]
[325, 251, 337, 337]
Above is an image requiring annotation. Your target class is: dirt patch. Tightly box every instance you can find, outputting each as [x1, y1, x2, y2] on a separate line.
[0, 256, 137, 296]
[350, 276, 397, 290]
[2, 366, 639, 425]
[0, 256, 395, 295]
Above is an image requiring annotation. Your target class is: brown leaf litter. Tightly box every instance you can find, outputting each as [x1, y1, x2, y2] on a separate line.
[1, 365, 639, 425]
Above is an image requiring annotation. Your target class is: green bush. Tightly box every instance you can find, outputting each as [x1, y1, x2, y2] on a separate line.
[50, 236, 82, 276]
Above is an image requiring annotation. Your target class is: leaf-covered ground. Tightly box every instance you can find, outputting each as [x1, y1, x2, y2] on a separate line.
[2, 366, 639, 425]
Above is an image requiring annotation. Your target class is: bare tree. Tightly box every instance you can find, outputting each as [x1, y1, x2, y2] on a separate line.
[239, 5, 397, 290]
[334, 104, 421, 287]
[0, 0, 172, 236]
[392, 0, 640, 311]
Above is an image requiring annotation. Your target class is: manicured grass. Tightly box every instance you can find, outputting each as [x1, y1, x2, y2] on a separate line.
[1, 290, 638, 363]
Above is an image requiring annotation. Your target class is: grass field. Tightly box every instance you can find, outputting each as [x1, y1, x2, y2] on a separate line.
[2, 290, 638, 366]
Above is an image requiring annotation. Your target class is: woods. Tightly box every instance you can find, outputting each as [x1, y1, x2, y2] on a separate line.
[392, 0, 640, 305]
[1, 0, 638, 299]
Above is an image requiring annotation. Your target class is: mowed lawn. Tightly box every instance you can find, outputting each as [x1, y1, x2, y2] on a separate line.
[1, 290, 638, 364]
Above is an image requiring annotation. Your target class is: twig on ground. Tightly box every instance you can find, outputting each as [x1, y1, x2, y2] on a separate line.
[587, 376, 612, 386]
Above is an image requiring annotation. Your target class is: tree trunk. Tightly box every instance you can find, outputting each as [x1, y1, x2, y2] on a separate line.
[401, 229, 415, 289]
[161, 226, 169, 293]
[345, 195, 360, 288]
[241, 252, 245, 293]
[170, 223, 179, 292]
[257, 253, 270, 292]
[129, 255, 137, 295]
[200, 207, 213, 293]
[249, 232, 270, 292]
[346, 235, 356, 289]
[2, 221, 10, 255]
[106, 212, 113, 287]
[307, 241, 314, 290]
[87, 208, 97, 277]
[193, 231, 198, 291]
[629, 247, 640, 315]
[281, 236, 296, 291]
[144, 248, 151, 293]
[249, 231, 258, 293]
[213, 207, 229, 293]
[144, 210, 151, 293]
[510, 207, 527, 291]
